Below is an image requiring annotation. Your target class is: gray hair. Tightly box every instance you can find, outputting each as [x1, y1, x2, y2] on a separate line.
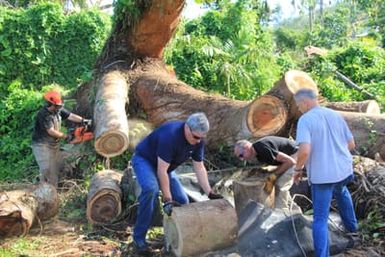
[234, 140, 250, 151]
[186, 112, 210, 133]
[294, 88, 318, 102]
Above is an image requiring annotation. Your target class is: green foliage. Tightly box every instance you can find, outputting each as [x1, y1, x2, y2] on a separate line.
[0, 3, 111, 97]
[0, 3, 111, 180]
[274, 27, 306, 51]
[165, 0, 282, 100]
[0, 85, 42, 180]
[304, 41, 385, 107]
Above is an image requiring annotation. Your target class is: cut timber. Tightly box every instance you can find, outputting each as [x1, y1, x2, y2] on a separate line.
[267, 70, 318, 120]
[324, 100, 380, 114]
[163, 199, 237, 257]
[0, 183, 59, 238]
[339, 111, 385, 160]
[129, 0, 184, 58]
[233, 176, 275, 217]
[134, 71, 287, 145]
[94, 71, 129, 157]
[86, 170, 123, 224]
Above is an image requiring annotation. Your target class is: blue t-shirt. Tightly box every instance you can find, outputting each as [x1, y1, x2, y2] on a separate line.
[296, 106, 353, 184]
[135, 121, 204, 172]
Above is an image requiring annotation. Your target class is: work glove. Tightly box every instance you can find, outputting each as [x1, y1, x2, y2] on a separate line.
[208, 191, 224, 200]
[263, 174, 277, 194]
[162, 200, 181, 216]
[81, 119, 92, 126]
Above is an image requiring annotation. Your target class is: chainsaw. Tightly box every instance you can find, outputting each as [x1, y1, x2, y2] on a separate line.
[67, 119, 94, 144]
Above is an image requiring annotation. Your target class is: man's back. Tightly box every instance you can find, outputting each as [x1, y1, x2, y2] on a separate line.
[296, 107, 353, 184]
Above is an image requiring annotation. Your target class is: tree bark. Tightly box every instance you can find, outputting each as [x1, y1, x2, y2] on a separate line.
[94, 71, 129, 158]
[133, 69, 290, 145]
[325, 100, 380, 114]
[86, 170, 123, 225]
[163, 199, 237, 257]
[339, 111, 385, 160]
[0, 183, 59, 238]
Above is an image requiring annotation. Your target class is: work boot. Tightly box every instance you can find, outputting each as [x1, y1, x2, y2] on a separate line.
[133, 242, 158, 256]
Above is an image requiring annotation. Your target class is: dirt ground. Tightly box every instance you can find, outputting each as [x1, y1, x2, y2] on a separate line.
[0, 181, 383, 257]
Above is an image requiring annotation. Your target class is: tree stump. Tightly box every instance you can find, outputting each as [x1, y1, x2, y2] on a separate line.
[233, 175, 275, 217]
[86, 170, 123, 224]
[163, 199, 237, 257]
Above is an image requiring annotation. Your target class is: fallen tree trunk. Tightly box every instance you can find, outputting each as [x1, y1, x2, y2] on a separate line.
[339, 111, 385, 160]
[94, 71, 129, 158]
[0, 183, 59, 238]
[163, 199, 237, 257]
[325, 100, 381, 114]
[86, 170, 123, 225]
[133, 69, 321, 145]
[265, 70, 318, 136]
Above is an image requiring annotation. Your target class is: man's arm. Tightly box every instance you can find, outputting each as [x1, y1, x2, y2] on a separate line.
[46, 127, 66, 139]
[68, 113, 83, 123]
[348, 138, 355, 151]
[192, 161, 212, 195]
[293, 143, 311, 184]
[157, 157, 172, 201]
[274, 152, 296, 175]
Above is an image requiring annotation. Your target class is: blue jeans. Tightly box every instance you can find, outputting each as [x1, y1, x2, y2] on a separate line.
[132, 154, 189, 248]
[311, 174, 358, 257]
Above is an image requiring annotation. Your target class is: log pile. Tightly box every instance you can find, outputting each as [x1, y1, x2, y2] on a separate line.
[0, 183, 59, 238]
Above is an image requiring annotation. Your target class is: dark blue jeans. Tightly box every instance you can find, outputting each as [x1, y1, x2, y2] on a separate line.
[132, 154, 189, 248]
[311, 174, 358, 257]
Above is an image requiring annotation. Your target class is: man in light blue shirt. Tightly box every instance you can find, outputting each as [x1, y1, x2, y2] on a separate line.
[293, 89, 358, 257]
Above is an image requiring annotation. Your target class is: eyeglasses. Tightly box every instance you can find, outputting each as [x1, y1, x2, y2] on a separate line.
[189, 126, 205, 140]
[237, 149, 245, 159]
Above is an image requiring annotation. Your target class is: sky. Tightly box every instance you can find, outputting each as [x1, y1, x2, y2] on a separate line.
[183, 0, 296, 20]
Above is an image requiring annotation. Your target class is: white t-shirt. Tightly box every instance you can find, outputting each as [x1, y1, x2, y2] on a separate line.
[296, 106, 353, 184]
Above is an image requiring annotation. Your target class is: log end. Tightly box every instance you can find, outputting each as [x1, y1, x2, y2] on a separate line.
[87, 193, 122, 224]
[246, 95, 287, 137]
[95, 131, 129, 158]
[284, 70, 318, 94]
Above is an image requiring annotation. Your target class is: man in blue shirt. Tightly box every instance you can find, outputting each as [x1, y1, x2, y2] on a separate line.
[131, 112, 223, 255]
[294, 89, 358, 257]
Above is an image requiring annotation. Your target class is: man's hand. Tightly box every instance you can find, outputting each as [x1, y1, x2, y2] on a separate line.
[208, 191, 224, 200]
[263, 174, 277, 194]
[81, 119, 92, 126]
[162, 200, 181, 216]
[293, 171, 303, 185]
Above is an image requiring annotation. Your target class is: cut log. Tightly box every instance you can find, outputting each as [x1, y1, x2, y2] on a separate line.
[339, 111, 385, 160]
[133, 70, 288, 145]
[129, 0, 184, 58]
[233, 175, 275, 217]
[0, 183, 59, 238]
[163, 199, 237, 257]
[324, 100, 380, 114]
[94, 71, 129, 157]
[86, 170, 123, 225]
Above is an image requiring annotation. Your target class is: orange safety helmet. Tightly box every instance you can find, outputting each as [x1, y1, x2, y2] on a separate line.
[44, 91, 63, 106]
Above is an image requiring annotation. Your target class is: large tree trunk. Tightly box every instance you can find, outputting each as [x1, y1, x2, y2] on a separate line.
[163, 199, 237, 257]
[0, 183, 59, 238]
[325, 100, 381, 114]
[94, 71, 129, 157]
[339, 111, 385, 160]
[132, 69, 290, 145]
[86, 170, 123, 225]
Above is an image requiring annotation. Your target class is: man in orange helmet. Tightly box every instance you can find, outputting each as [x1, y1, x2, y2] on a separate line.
[32, 90, 91, 187]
